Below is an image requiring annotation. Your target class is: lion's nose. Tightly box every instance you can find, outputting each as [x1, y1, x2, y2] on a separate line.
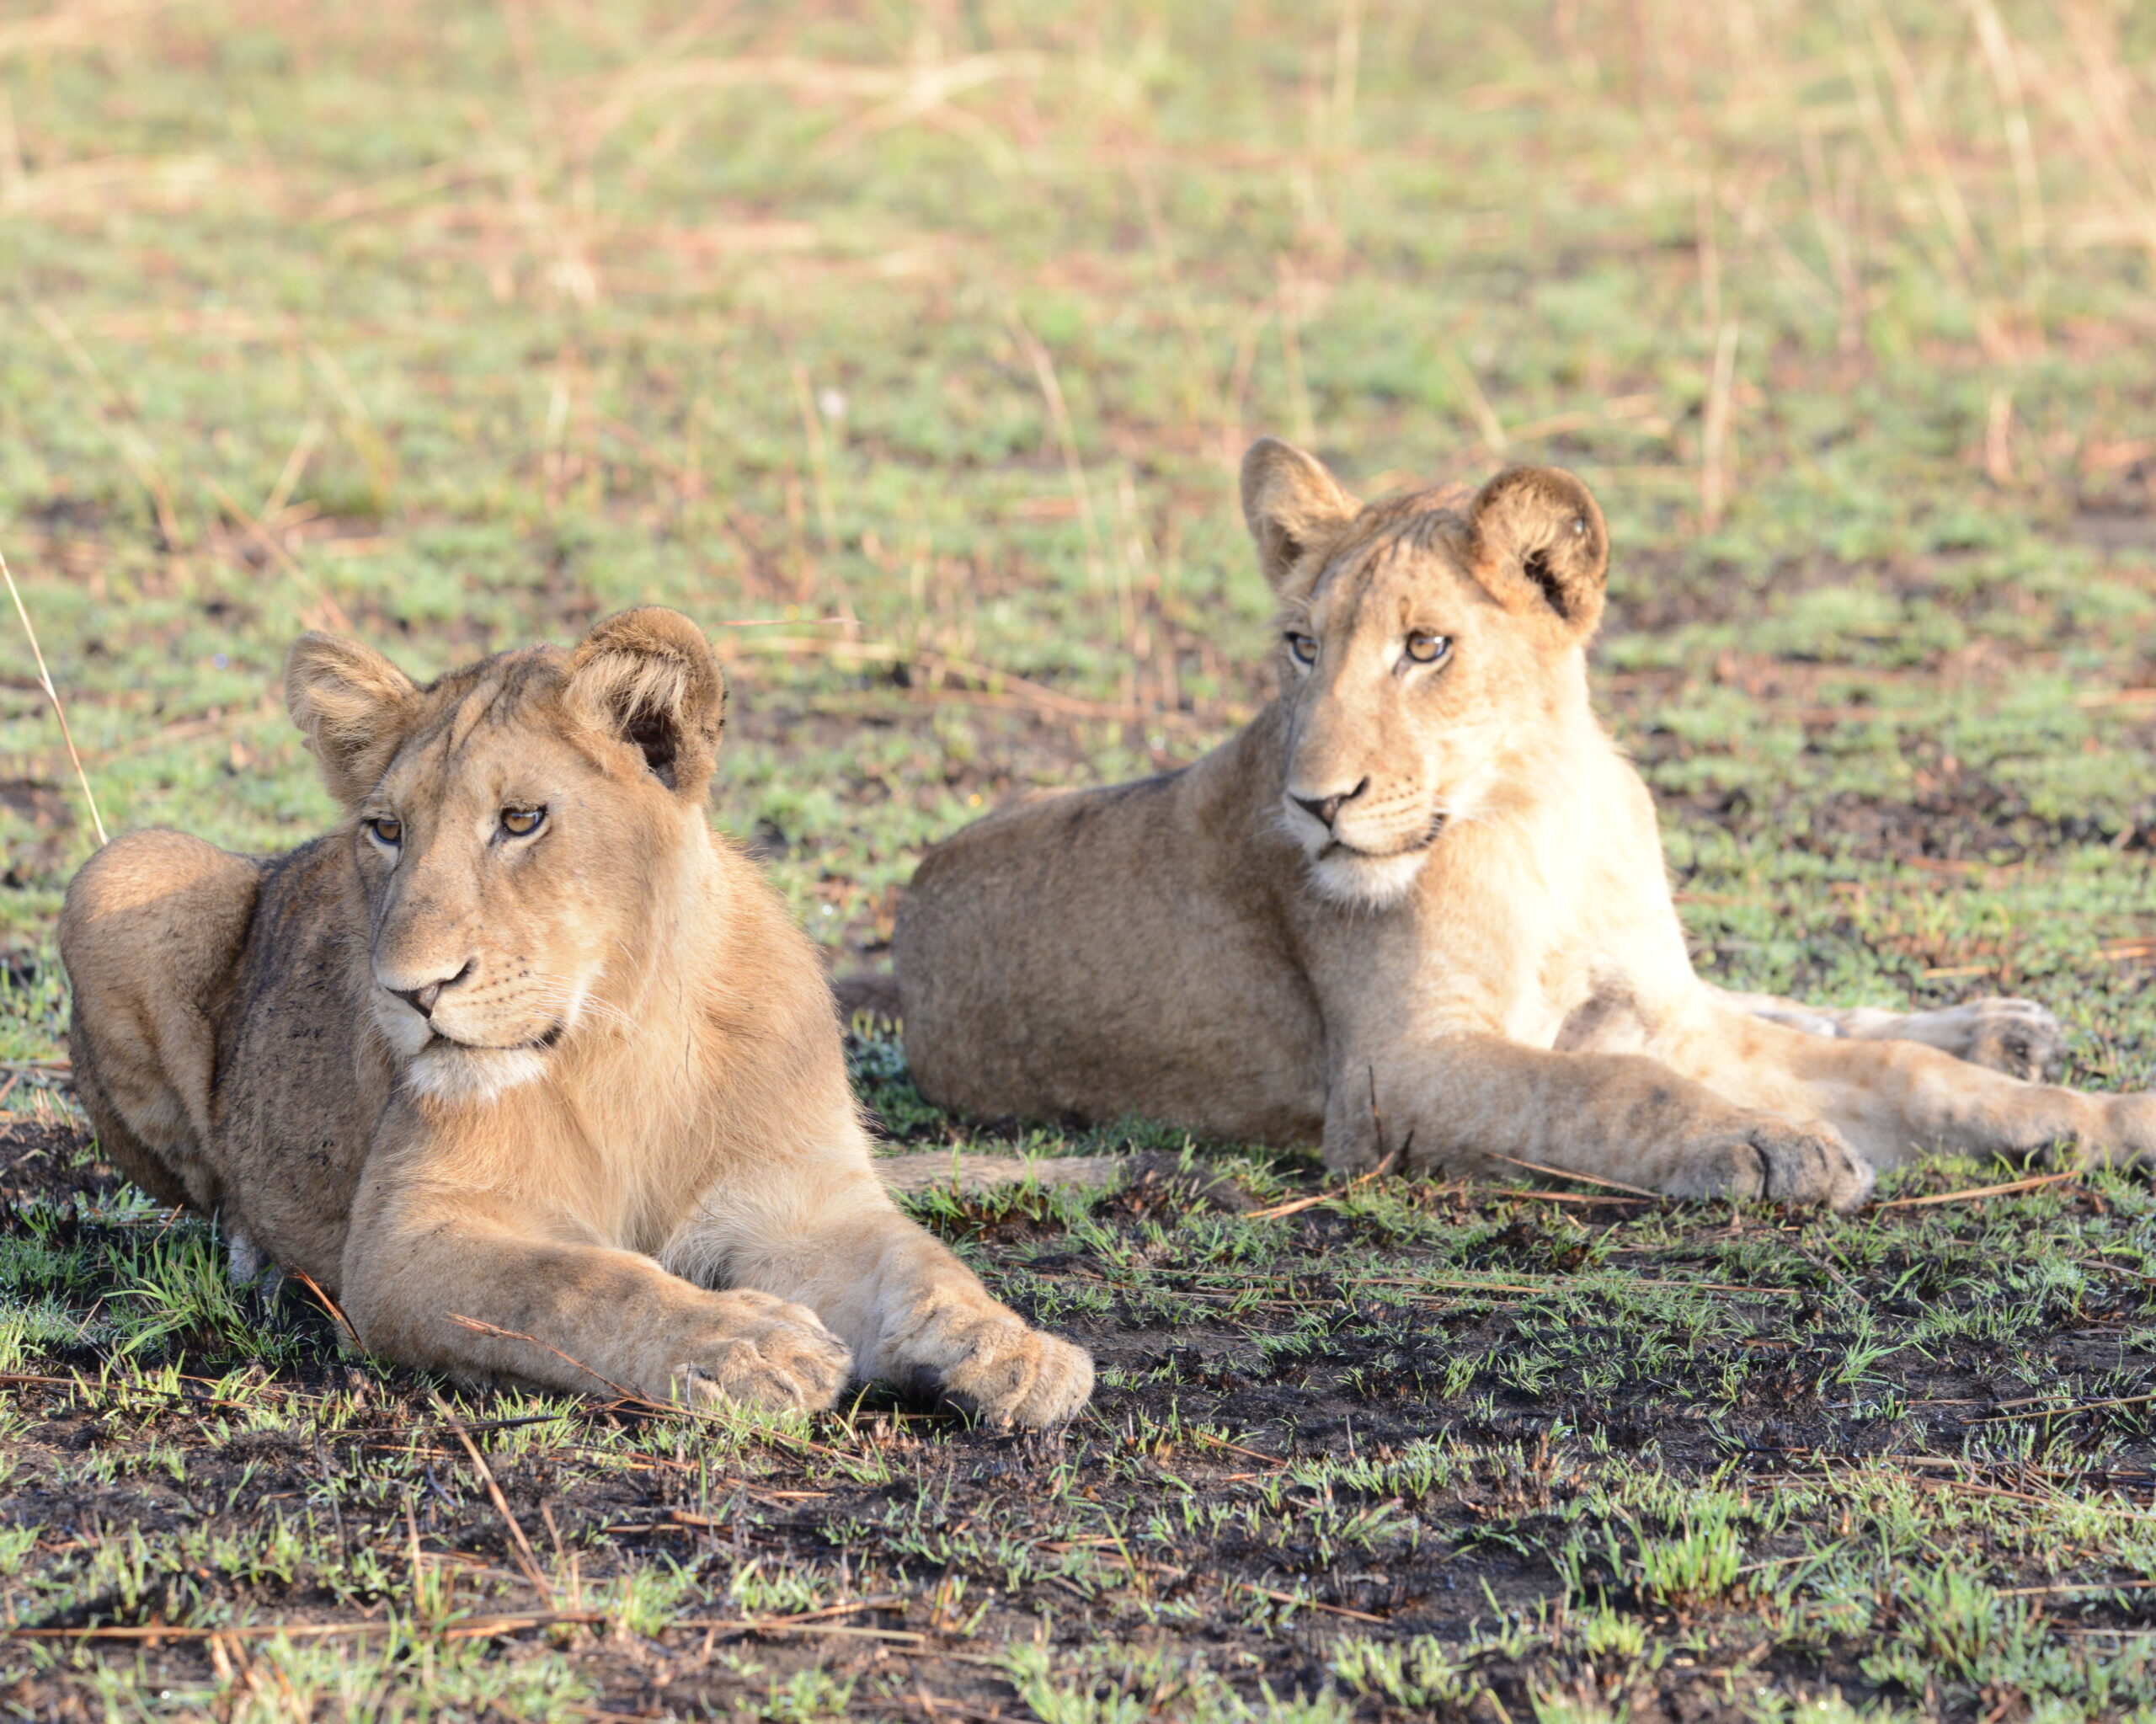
[1292, 778, 1368, 830]
[388, 962, 472, 1020]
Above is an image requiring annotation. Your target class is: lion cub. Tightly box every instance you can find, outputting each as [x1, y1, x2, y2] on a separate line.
[894, 440, 2156, 1209]
[61, 610, 1090, 1426]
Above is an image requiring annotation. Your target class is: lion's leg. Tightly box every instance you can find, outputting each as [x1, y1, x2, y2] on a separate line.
[58, 831, 260, 1215]
[1658, 999, 2152, 1172]
[664, 1150, 1093, 1429]
[1331, 1035, 1876, 1209]
[1710, 984, 2065, 1081]
[339, 1174, 853, 1410]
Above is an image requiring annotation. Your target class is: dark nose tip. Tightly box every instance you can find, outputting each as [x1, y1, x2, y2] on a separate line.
[392, 982, 441, 1019]
[1293, 778, 1369, 830]
[392, 963, 471, 1020]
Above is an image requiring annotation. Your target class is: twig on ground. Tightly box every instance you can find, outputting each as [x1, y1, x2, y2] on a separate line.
[2083, 1256, 2156, 1286]
[1976, 1390, 2156, 1423]
[1237, 1583, 1387, 1625]
[1490, 1186, 1651, 1205]
[1480, 1152, 1658, 1198]
[439, 1401, 554, 1599]
[668, 1619, 925, 1644]
[446, 1313, 648, 1404]
[0, 545, 108, 847]
[1187, 1431, 1290, 1470]
[1243, 1159, 1393, 1224]
[1244, 1077, 1402, 1221]
[288, 1266, 360, 1350]
[1874, 1170, 2080, 1210]
[5, 1614, 606, 1642]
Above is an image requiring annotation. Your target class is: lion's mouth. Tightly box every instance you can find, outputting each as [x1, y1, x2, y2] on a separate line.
[424, 1022, 566, 1054]
[1321, 811, 1449, 862]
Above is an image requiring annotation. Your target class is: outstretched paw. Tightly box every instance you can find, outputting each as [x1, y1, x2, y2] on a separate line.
[1873, 997, 2067, 1082]
[1669, 1118, 1874, 1212]
[673, 1290, 852, 1412]
[1955, 999, 2068, 1082]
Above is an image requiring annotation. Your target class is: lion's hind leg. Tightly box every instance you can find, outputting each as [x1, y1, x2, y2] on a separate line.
[1713, 985, 2065, 1081]
[1669, 993, 2153, 1174]
[59, 830, 261, 1215]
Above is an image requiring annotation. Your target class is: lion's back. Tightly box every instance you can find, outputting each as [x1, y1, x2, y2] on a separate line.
[894, 765, 1328, 1144]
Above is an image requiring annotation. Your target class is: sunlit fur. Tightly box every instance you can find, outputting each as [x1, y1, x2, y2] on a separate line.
[59, 610, 1093, 1428]
[1270, 496, 1590, 909]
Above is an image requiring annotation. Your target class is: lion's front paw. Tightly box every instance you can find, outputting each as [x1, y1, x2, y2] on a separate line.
[1669, 1118, 1874, 1212]
[671, 1290, 852, 1412]
[933, 1318, 1095, 1430]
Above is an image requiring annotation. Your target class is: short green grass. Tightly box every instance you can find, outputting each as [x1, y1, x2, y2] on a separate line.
[3, 0, 2156, 1716]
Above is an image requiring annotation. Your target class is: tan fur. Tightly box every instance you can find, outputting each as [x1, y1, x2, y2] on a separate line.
[61, 611, 1091, 1427]
[894, 441, 2156, 1209]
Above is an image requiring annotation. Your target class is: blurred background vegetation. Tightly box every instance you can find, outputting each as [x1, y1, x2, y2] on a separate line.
[5, 9, 2156, 1721]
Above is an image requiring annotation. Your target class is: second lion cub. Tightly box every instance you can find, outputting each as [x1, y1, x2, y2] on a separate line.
[894, 441, 2156, 1206]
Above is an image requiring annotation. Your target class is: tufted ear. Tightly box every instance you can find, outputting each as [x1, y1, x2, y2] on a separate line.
[563, 607, 726, 796]
[1464, 466, 1609, 641]
[285, 632, 422, 809]
[1240, 437, 1360, 600]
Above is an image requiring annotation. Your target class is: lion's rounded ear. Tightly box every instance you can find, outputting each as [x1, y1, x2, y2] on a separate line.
[564, 607, 726, 796]
[285, 632, 421, 809]
[1464, 466, 1609, 641]
[1240, 437, 1359, 600]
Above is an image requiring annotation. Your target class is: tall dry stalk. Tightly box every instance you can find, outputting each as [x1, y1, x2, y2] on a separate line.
[0, 546, 108, 849]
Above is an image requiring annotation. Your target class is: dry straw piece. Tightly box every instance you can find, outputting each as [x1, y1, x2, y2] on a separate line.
[0, 544, 107, 849]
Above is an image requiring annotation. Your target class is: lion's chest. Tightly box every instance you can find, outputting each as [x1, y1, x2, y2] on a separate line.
[1492, 942, 1655, 1054]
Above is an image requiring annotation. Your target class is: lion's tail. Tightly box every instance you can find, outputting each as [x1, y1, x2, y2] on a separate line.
[877, 1150, 1253, 1209]
[875, 1152, 1128, 1196]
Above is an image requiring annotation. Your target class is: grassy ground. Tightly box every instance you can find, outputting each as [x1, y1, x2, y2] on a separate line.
[3, 0, 2156, 1716]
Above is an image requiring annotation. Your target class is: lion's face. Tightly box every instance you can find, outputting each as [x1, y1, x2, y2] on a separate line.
[285, 610, 728, 1105]
[1240, 441, 1610, 910]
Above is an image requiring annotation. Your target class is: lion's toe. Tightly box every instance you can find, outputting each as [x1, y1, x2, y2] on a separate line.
[1749, 1120, 1874, 1211]
[1960, 999, 2068, 1082]
[1668, 1118, 1873, 1211]
[936, 1322, 1094, 1430]
[675, 1295, 852, 1412]
[1002, 1334, 1094, 1429]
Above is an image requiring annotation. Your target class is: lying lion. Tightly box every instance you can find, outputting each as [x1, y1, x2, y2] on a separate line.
[61, 610, 1090, 1426]
[894, 440, 2156, 1208]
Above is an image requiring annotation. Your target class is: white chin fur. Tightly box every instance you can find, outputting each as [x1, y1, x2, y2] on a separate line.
[1306, 845, 1431, 909]
[403, 1043, 548, 1105]
[370, 997, 547, 1104]
[371, 997, 434, 1060]
[1276, 799, 1435, 910]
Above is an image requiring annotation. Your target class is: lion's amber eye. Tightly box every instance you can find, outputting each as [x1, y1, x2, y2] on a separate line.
[1406, 632, 1453, 665]
[500, 806, 546, 838]
[366, 817, 402, 846]
[1285, 632, 1318, 667]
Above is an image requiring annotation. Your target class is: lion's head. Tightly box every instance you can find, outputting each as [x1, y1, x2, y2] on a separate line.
[284, 608, 727, 1104]
[1239, 438, 1610, 909]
